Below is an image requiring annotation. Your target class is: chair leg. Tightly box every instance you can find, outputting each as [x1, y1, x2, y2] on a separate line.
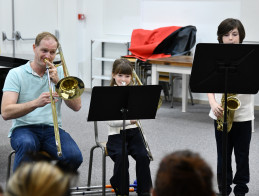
[159, 81, 169, 102]
[169, 74, 174, 108]
[87, 145, 98, 188]
[6, 150, 16, 185]
[102, 148, 106, 196]
[169, 75, 193, 108]
[188, 85, 194, 105]
[170, 88, 174, 108]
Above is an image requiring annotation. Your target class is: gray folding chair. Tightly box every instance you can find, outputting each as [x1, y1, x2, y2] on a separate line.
[87, 121, 109, 196]
[6, 150, 51, 186]
[6, 150, 16, 185]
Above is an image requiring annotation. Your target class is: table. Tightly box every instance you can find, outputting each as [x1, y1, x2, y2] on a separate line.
[148, 56, 193, 112]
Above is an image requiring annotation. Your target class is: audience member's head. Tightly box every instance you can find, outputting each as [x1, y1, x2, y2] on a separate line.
[152, 150, 214, 196]
[5, 161, 75, 196]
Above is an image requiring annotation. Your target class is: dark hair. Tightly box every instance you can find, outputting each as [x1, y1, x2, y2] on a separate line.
[217, 18, 245, 43]
[35, 32, 59, 48]
[154, 150, 214, 196]
[110, 58, 133, 86]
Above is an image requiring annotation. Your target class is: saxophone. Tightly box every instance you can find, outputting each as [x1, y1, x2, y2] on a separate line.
[217, 94, 241, 132]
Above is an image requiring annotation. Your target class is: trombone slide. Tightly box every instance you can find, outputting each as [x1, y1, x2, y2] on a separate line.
[46, 64, 62, 157]
[136, 120, 153, 161]
[132, 69, 154, 161]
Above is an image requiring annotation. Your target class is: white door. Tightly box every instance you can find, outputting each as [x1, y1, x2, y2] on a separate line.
[0, 0, 59, 59]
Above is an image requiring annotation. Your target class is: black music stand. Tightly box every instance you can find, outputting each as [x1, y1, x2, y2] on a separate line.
[88, 85, 162, 195]
[0, 56, 28, 114]
[190, 43, 259, 196]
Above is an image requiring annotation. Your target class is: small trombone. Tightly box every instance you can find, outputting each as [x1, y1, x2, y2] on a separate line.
[132, 69, 157, 161]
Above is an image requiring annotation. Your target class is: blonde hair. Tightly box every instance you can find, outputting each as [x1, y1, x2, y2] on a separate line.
[5, 161, 72, 196]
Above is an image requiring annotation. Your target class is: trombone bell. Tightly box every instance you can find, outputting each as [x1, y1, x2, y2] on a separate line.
[56, 76, 84, 100]
[44, 45, 85, 100]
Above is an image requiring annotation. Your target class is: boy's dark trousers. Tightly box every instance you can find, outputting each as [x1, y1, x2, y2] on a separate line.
[214, 120, 251, 196]
[107, 128, 152, 195]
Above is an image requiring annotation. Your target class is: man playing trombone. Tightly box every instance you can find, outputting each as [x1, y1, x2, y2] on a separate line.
[1, 32, 83, 171]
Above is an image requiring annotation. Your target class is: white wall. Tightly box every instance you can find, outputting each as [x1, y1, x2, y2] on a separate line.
[241, 0, 259, 42]
[140, 0, 241, 43]
[103, 0, 141, 36]
[78, 0, 104, 88]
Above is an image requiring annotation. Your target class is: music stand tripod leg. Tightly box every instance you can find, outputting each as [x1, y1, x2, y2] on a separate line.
[121, 108, 128, 195]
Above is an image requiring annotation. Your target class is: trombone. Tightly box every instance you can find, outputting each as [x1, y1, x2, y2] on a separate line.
[132, 69, 161, 161]
[44, 45, 85, 157]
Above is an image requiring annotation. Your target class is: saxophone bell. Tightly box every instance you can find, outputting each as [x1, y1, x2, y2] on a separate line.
[217, 94, 241, 132]
[227, 96, 241, 110]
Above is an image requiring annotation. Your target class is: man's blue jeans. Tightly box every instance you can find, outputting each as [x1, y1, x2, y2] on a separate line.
[10, 125, 83, 171]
